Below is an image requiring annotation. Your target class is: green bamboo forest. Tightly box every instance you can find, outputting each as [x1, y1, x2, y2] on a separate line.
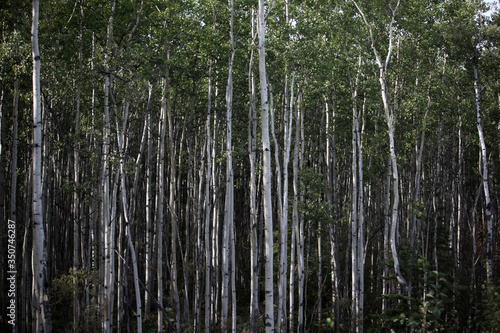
[1, 0, 499, 332]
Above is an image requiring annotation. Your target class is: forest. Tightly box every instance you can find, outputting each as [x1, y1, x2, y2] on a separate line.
[0, 0, 499, 332]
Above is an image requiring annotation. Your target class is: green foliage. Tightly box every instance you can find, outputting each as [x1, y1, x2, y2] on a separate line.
[298, 168, 335, 229]
[378, 258, 459, 332]
[50, 268, 100, 332]
[477, 283, 500, 332]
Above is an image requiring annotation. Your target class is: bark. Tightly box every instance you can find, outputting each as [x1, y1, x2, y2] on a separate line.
[295, 92, 305, 333]
[73, 4, 84, 329]
[157, 64, 169, 332]
[258, 0, 274, 330]
[145, 82, 154, 317]
[222, 1, 236, 329]
[248, 9, 259, 330]
[102, 2, 116, 332]
[352, 0, 406, 288]
[205, 59, 213, 333]
[473, 61, 493, 284]
[116, 101, 142, 333]
[32, 0, 52, 331]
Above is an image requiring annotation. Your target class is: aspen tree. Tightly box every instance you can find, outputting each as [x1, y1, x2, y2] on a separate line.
[157, 63, 168, 333]
[31, 0, 52, 333]
[116, 102, 142, 333]
[473, 61, 493, 283]
[348, 54, 364, 332]
[275, 70, 294, 333]
[248, 9, 259, 331]
[222, 0, 236, 330]
[298, 92, 305, 333]
[257, 0, 274, 330]
[73, 3, 84, 329]
[205, 58, 213, 333]
[352, 0, 407, 288]
[102, 2, 116, 331]
[31, 0, 52, 331]
[145, 82, 154, 318]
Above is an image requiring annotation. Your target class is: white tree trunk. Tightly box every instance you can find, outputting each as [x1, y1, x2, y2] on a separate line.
[258, 0, 274, 330]
[102, 2, 116, 331]
[157, 65, 168, 332]
[145, 82, 154, 317]
[248, 10, 259, 329]
[222, 1, 236, 329]
[473, 62, 493, 283]
[205, 59, 213, 333]
[116, 102, 142, 333]
[31, 1, 52, 331]
[352, 0, 406, 288]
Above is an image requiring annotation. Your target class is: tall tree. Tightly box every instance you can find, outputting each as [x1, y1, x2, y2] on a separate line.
[31, 0, 52, 331]
[352, 0, 407, 289]
[258, 0, 274, 331]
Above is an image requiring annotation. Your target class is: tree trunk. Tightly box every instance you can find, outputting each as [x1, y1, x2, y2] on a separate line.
[248, 9, 259, 332]
[145, 82, 154, 318]
[258, 0, 274, 330]
[31, 0, 52, 331]
[102, 2, 116, 332]
[116, 101, 143, 333]
[223, 1, 236, 329]
[157, 61, 169, 332]
[473, 61, 493, 284]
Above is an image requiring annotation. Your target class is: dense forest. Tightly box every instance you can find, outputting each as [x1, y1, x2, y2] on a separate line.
[1, 0, 499, 332]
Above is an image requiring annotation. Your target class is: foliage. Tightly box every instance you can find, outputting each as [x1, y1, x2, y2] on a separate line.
[377, 258, 459, 332]
[50, 268, 99, 333]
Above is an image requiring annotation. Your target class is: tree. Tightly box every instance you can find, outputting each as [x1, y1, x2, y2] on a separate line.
[258, 0, 275, 331]
[352, 0, 407, 289]
[31, 0, 52, 331]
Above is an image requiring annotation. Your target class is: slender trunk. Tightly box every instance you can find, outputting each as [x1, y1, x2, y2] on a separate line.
[116, 102, 142, 333]
[248, 9, 259, 333]
[157, 63, 169, 332]
[73, 4, 84, 329]
[205, 59, 213, 333]
[102, 2, 116, 331]
[296, 93, 305, 333]
[352, 0, 406, 288]
[382, 157, 391, 312]
[258, 0, 274, 330]
[32, 0, 52, 331]
[223, 1, 235, 329]
[145, 82, 154, 317]
[473, 61, 493, 283]
[167, 70, 181, 333]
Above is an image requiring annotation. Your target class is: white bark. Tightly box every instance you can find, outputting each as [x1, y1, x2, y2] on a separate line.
[223, 1, 236, 329]
[258, 0, 274, 330]
[352, 0, 406, 287]
[205, 59, 213, 333]
[116, 102, 142, 333]
[295, 92, 305, 333]
[157, 66, 168, 332]
[248, 9, 259, 329]
[145, 82, 154, 317]
[31, 1, 52, 331]
[473, 62, 493, 283]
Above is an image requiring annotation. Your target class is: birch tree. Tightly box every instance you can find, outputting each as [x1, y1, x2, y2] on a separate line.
[31, 0, 52, 331]
[258, 0, 274, 330]
[102, 2, 116, 331]
[352, 0, 407, 288]
[222, 1, 236, 330]
[248, 8, 259, 332]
